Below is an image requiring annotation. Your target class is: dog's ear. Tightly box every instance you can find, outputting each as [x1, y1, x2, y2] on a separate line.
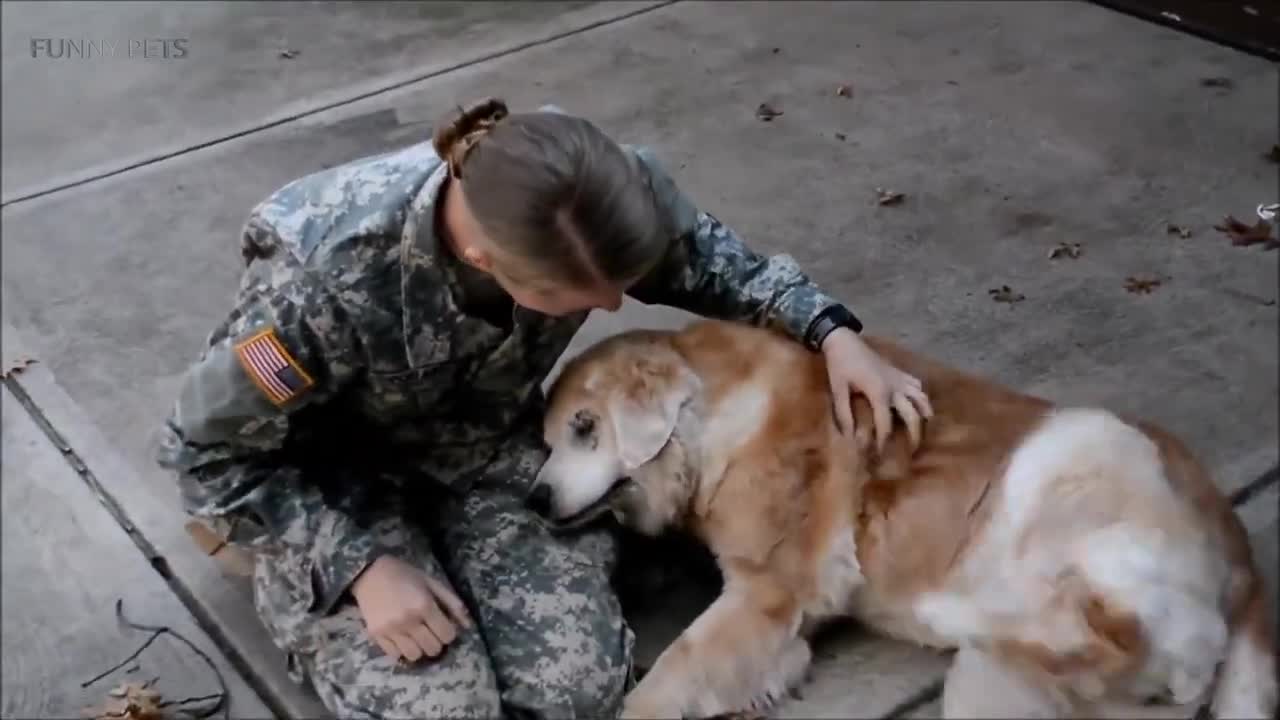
[607, 352, 699, 471]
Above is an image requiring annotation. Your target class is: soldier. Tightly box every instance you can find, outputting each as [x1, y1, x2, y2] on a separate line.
[156, 98, 933, 719]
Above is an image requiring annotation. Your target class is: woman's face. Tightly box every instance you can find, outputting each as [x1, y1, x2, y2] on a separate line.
[491, 266, 626, 317]
[445, 178, 629, 317]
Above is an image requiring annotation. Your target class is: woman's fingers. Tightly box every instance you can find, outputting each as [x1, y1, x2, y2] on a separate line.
[424, 575, 473, 630]
[416, 601, 457, 649]
[407, 622, 444, 659]
[906, 378, 933, 418]
[830, 375, 855, 439]
[387, 631, 424, 662]
[892, 392, 923, 451]
[871, 389, 893, 453]
[372, 633, 403, 662]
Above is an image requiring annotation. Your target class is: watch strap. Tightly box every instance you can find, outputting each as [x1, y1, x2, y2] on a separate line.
[804, 305, 863, 351]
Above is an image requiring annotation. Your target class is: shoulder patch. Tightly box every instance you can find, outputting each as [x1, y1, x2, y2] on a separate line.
[233, 327, 315, 406]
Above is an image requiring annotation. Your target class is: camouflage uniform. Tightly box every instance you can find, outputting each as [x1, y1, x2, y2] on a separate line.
[156, 132, 843, 719]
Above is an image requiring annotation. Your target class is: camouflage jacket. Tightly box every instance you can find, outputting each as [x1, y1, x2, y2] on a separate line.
[156, 137, 843, 611]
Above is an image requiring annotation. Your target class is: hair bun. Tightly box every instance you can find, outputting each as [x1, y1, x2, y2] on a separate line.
[432, 97, 510, 178]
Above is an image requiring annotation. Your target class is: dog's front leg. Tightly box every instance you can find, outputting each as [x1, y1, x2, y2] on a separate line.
[621, 585, 808, 720]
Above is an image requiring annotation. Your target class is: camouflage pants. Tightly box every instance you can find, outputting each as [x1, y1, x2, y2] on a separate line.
[250, 437, 634, 720]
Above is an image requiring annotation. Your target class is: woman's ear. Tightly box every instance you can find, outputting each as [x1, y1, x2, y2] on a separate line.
[461, 245, 493, 272]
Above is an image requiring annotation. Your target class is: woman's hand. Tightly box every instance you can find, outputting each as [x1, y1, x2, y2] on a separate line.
[351, 555, 473, 663]
[820, 327, 933, 452]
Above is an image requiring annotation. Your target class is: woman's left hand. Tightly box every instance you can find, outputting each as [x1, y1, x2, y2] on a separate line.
[820, 327, 933, 452]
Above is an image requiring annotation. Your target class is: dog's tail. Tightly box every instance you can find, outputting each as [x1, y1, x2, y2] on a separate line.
[1210, 572, 1278, 720]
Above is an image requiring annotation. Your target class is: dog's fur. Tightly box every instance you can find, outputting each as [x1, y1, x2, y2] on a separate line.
[532, 319, 1277, 719]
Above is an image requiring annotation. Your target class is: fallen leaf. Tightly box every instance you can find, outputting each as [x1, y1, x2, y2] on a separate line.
[278, 48, 299, 59]
[1200, 76, 1233, 89]
[85, 682, 167, 720]
[834, 132, 847, 141]
[1166, 223, 1192, 238]
[875, 187, 905, 206]
[988, 285, 1025, 304]
[835, 84, 852, 98]
[1048, 242, 1082, 259]
[1265, 145, 1280, 164]
[1124, 275, 1163, 294]
[755, 102, 783, 121]
[1, 355, 37, 378]
[1213, 215, 1277, 249]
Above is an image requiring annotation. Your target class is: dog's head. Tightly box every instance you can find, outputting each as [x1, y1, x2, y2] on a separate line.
[532, 331, 702, 533]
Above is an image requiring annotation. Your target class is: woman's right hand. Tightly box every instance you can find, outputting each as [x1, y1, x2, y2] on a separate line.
[350, 555, 473, 662]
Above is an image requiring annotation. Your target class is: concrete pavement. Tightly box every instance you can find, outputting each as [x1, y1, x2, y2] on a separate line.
[1, 0, 664, 203]
[2, 1, 1276, 717]
[2, 363, 271, 718]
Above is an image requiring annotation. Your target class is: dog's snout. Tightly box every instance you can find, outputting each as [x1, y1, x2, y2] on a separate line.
[527, 483, 552, 515]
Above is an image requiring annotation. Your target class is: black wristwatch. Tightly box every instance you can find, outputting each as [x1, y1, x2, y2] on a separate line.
[804, 304, 863, 351]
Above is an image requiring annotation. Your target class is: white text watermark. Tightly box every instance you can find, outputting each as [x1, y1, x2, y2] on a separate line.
[29, 38, 190, 60]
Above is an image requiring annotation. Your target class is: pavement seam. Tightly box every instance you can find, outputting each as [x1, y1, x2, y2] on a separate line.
[1229, 464, 1280, 506]
[0, 0, 678, 210]
[880, 679, 943, 719]
[1, 374, 290, 720]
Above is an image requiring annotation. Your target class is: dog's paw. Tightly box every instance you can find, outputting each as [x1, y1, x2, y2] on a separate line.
[708, 711, 770, 720]
[621, 687, 681, 720]
[620, 700, 680, 720]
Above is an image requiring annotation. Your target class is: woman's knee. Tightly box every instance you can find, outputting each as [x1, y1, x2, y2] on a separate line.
[498, 622, 635, 719]
[438, 484, 634, 717]
[487, 582, 635, 718]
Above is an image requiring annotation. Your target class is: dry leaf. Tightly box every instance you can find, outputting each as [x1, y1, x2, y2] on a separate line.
[1124, 275, 1163, 294]
[988, 285, 1025, 304]
[1266, 145, 1280, 164]
[278, 48, 299, 59]
[1048, 242, 1082, 259]
[184, 520, 256, 576]
[755, 102, 783, 121]
[835, 84, 852, 98]
[1200, 76, 1233, 89]
[876, 187, 905, 206]
[184, 520, 228, 556]
[1166, 223, 1192, 239]
[2, 355, 37, 378]
[84, 682, 167, 720]
[1213, 215, 1277, 249]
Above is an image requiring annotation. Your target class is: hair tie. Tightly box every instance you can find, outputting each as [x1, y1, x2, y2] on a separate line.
[443, 100, 509, 179]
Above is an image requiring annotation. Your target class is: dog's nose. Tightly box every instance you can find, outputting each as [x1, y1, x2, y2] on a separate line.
[526, 483, 552, 516]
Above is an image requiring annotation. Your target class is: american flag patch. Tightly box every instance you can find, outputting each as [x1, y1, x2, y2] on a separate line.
[233, 327, 314, 406]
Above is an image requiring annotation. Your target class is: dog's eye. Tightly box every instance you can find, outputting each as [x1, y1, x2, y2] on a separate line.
[569, 410, 596, 439]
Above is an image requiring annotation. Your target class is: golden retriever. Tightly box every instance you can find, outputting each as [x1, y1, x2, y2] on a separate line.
[530, 319, 1276, 719]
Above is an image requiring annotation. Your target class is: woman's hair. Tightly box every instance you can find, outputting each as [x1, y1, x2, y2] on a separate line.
[431, 97, 671, 290]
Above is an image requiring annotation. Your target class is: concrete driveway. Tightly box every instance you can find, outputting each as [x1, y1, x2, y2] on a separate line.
[3, 1, 1276, 717]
